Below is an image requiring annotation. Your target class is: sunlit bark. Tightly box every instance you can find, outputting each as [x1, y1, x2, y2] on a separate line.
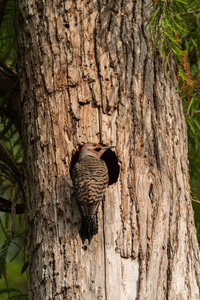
[16, 0, 200, 299]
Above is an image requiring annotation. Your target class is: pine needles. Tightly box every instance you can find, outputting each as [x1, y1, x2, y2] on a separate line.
[147, 0, 200, 245]
[147, 0, 200, 87]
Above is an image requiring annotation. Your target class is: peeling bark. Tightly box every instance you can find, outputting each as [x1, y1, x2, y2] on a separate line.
[16, 0, 200, 299]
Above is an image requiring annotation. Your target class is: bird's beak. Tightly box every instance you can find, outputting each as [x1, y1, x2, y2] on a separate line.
[101, 146, 116, 150]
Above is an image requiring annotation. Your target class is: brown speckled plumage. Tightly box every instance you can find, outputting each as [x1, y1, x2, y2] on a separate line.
[72, 143, 114, 242]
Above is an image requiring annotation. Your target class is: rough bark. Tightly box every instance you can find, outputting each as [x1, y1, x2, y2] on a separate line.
[16, 0, 200, 299]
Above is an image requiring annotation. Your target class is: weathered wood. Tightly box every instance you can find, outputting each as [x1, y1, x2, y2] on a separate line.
[16, 0, 200, 299]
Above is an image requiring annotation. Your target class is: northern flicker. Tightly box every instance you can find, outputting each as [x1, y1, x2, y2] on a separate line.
[72, 143, 115, 242]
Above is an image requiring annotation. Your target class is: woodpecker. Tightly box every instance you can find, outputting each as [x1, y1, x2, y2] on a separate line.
[72, 143, 115, 242]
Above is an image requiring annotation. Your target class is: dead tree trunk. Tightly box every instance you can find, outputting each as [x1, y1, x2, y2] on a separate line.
[16, 0, 200, 299]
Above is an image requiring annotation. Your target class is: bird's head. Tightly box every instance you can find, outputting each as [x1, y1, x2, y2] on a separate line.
[79, 143, 115, 159]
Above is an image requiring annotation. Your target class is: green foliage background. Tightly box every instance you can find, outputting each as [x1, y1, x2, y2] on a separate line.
[0, 0, 15, 66]
[148, 0, 200, 242]
[178, 1, 200, 243]
[0, 0, 200, 298]
[0, 0, 28, 298]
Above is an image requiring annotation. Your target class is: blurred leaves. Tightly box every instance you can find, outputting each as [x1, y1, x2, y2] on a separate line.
[0, 0, 26, 298]
[0, 0, 15, 67]
[179, 1, 200, 244]
[148, 0, 200, 245]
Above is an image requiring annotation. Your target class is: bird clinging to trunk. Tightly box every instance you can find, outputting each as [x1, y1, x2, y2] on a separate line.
[72, 143, 115, 242]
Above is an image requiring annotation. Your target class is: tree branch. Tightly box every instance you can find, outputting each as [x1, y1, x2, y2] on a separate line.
[0, 141, 21, 179]
[0, 0, 8, 28]
[185, 110, 200, 116]
[11, 184, 21, 237]
[0, 64, 21, 133]
[0, 196, 25, 214]
[177, 9, 200, 17]
[194, 110, 200, 114]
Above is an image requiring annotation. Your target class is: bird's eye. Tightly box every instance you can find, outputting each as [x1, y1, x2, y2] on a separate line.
[93, 144, 97, 147]
[94, 148, 101, 152]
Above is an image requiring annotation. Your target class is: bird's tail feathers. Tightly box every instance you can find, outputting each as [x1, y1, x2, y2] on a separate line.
[81, 214, 98, 243]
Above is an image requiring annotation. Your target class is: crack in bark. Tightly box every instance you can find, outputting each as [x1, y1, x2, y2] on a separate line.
[102, 199, 107, 300]
[152, 56, 161, 171]
[166, 237, 172, 300]
[93, 14, 103, 144]
[47, 95, 60, 242]
[149, 183, 153, 204]
[142, 54, 148, 97]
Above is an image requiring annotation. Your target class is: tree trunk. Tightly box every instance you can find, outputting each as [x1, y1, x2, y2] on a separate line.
[16, 0, 200, 299]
